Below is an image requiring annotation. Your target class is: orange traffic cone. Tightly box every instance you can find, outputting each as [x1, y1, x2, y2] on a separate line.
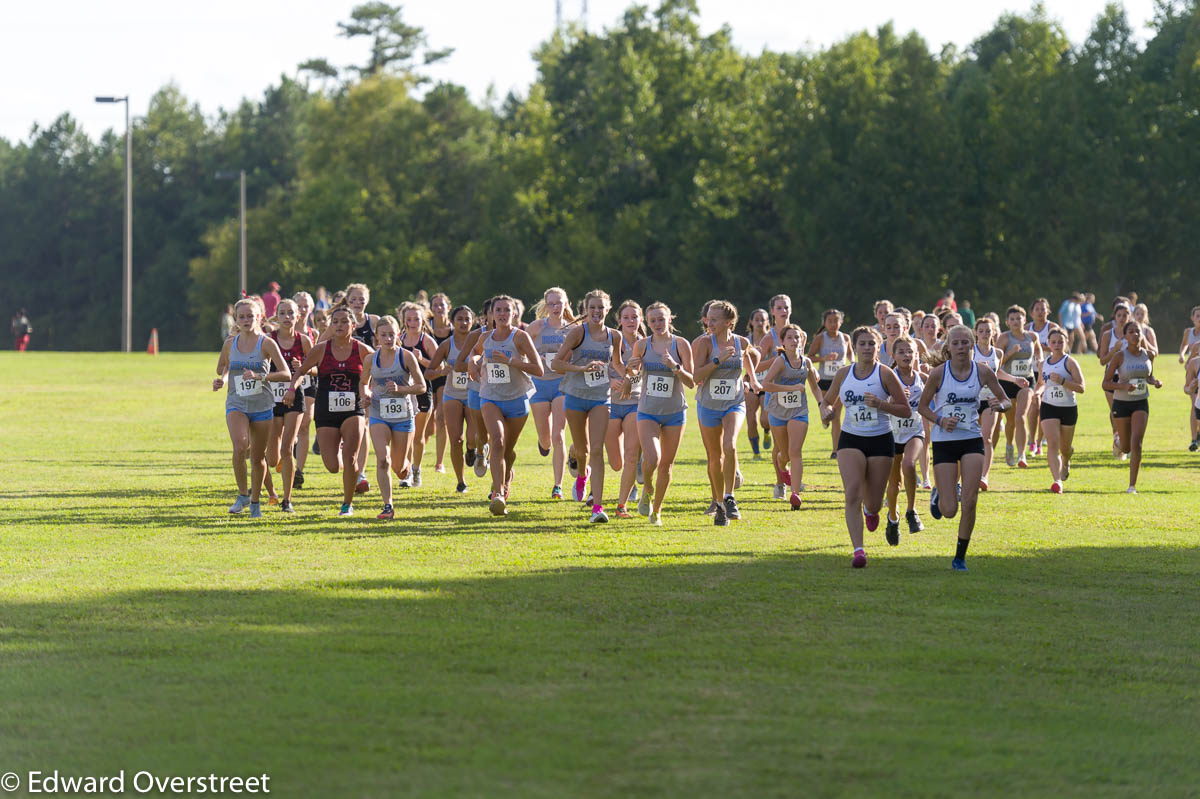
[147, 328, 159, 355]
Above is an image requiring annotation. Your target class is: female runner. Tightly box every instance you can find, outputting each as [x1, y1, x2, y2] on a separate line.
[818, 327, 912, 568]
[744, 307, 771, 458]
[996, 305, 1040, 468]
[1025, 298, 1053, 458]
[214, 298, 291, 518]
[342, 283, 378, 494]
[1132, 303, 1158, 353]
[475, 295, 544, 515]
[525, 287, 574, 499]
[283, 306, 373, 516]
[884, 336, 925, 544]
[625, 302, 695, 526]
[426, 305, 476, 493]
[971, 316, 1022, 491]
[809, 309, 850, 461]
[760, 324, 822, 510]
[553, 290, 623, 523]
[1102, 321, 1162, 494]
[1098, 302, 1133, 456]
[360, 315, 426, 520]
[917, 324, 1010, 571]
[1176, 305, 1200, 448]
[291, 291, 319, 489]
[918, 313, 943, 358]
[1184, 351, 1200, 452]
[398, 301, 438, 487]
[693, 300, 761, 526]
[606, 300, 645, 518]
[457, 297, 495, 478]
[428, 292, 453, 473]
[1038, 327, 1085, 494]
[266, 299, 310, 512]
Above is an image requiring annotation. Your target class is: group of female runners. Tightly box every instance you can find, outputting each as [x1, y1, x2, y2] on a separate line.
[216, 284, 1187, 570]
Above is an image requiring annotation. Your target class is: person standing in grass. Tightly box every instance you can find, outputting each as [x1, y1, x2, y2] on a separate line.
[625, 302, 694, 526]
[283, 306, 373, 516]
[1103, 321, 1162, 494]
[214, 298, 292, 519]
[818, 326, 912, 569]
[918, 325, 1010, 571]
[1038, 327, 1085, 494]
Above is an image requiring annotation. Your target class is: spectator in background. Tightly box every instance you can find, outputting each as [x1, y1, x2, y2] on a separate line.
[219, 304, 236, 343]
[959, 300, 976, 329]
[314, 286, 331, 311]
[1058, 293, 1083, 353]
[11, 309, 31, 351]
[262, 281, 282, 318]
[1080, 293, 1100, 353]
[934, 290, 958, 313]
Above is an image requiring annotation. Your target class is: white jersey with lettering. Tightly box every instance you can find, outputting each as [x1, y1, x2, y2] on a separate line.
[931, 361, 983, 443]
[839, 363, 891, 437]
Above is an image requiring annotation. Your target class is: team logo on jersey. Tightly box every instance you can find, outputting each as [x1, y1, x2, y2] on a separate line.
[944, 392, 976, 405]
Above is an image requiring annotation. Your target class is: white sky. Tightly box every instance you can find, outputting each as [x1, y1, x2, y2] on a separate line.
[0, 0, 1159, 144]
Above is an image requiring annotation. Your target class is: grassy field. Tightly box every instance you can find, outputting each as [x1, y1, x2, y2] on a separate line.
[2, 351, 1198, 797]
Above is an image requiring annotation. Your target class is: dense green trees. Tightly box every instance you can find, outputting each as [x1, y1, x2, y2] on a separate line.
[2, 1, 1197, 350]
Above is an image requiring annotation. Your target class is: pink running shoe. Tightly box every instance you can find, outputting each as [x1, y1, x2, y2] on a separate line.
[852, 550, 867, 568]
[863, 506, 880, 532]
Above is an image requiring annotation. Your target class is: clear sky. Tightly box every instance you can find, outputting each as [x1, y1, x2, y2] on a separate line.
[0, 0, 1159, 144]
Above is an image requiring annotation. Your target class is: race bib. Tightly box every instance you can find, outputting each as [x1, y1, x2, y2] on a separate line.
[451, 371, 470, 390]
[891, 414, 918, 435]
[380, 396, 411, 421]
[327, 391, 355, 413]
[946, 403, 979, 429]
[1044, 383, 1068, 404]
[234, 376, 261, 397]
[1010, 358, 1032, 378]
[1194, 390, 1200, 410]
[583, 367, 608, 388]
[850, 404, 877, 426]
[979, 384, 993, 402]
[754, 370, 768, 386]
[646, 374, 675, 398]
[1129, 377, 1148, 397]
[710, 378, 742, 398]
[487, 363, 511, 384]
[269, 381, 290, 403]
[822, 360, 841, 378]
[300, 375, 313, 391]
[778, 390, 805, 409]
[543, 353, 557, 372]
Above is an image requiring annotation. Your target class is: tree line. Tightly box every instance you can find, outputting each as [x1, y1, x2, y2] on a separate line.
[1, 0, 1197, 350]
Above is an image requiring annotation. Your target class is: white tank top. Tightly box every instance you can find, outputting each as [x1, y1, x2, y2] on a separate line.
[1040, 354, 1077, 408]
[931, 361, 982, 442]
[839, 363, 891, 437]
[974, 344, 1000, 401]
[890, 369, 924, 444]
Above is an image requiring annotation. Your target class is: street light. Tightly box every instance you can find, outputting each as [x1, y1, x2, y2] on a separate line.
[215, 169, 247, 297]
[95, 95, 132, 353]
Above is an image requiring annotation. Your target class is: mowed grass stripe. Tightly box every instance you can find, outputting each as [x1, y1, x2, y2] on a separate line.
[1, 351, 1198, 797]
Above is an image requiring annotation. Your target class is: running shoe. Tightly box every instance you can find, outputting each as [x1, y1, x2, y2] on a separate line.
[829, 451, 838, 459]
[465, 447, 476, 467]
[629, 485, 638, 504]
[412, 467, 422, 488]
[249, 502, 263, 519]
[636, 454, 643, 484]
[885, 515, 900, 546]
[312, 439, 321, 456]
[573, 471, 589, 502]
[637, 490, 651, 516]
[228, 494, 250, 514]
[863, 506, 879, 532]
[435, 464, 446, 474]
[1190, 438, 1199, 452]
[725, 495, 741, 520]
[734, 470, 744, 490]
[922, 480, 932, 491]
[789, 491, 803, 510]
[355, 475, 370, 494]
[474, 446, 489, 478]
[568, 451, 578, 477]
[1017, 458, 1028, 469]
[782, 468, 791, 486]
[929, 486, 943, 520]
[1125, 486, 1138, 495]
[489, 495, 507, 516]
[397, 477, 412, 489]
[951, 558, 968, 572]
[1062, 463, 1070, 481]
[551, 485, 563, 500]
[713, 503, 728, 526]
[456, 482, 469, 494]
[538, 443, 550, 457]
[377, 504, 395, 520]
[1112, 433, 1121, 458]
[267, 494, 279, 505]
[280, 499, 295, 514]
[773, 483, 786, 500]
[979, 477, 988, 492]
[852, 550, 867, 569]
[338, 503, 353, 517]
[1050, 481, 1062, 494]
[705, 500, 719, 516]
[590, 508, 609, 523]
[614, 506, 633, 519]
[1005, 444, 1016, 467]
[293, 469, 304, 489]
[763, 428, 772, 450]
[1120, 452, 1128, 461]
[905, 509, 924, 533]
[649, 510, 663, 526]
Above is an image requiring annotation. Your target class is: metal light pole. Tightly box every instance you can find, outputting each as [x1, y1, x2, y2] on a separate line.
[95, 95, 132, 352]
[216, 169, 247, 296]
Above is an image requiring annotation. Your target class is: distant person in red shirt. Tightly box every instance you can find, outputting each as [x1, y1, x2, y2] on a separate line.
[934, 290, 958, 313]
[262, 282, 282, 319]
[11, 309, 31, 351]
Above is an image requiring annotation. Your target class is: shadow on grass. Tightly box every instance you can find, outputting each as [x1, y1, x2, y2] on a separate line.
[2, 547, 1199, 795]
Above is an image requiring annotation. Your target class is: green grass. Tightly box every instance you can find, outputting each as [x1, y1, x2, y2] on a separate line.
[2, 351, 1198, 797]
